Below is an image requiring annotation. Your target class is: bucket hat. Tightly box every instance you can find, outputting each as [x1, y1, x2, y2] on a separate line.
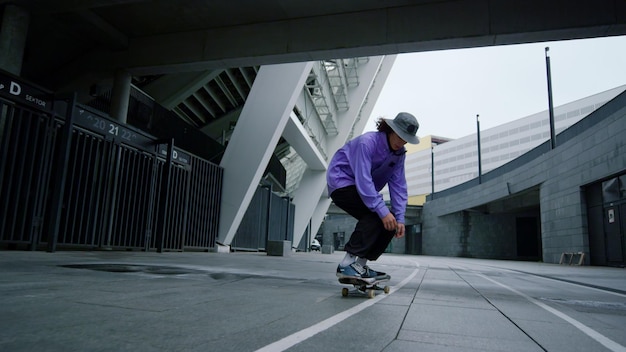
[384, 112, 420, 144]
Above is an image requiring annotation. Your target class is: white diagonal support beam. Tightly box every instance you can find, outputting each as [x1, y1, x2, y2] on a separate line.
[217, 61, 313, 248]
[283, 113, 327, 172]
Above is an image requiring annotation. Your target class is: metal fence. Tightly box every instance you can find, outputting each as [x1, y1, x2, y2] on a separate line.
[0, 72, 222, 252]
[0, 99, 58, 248]
[232, 186, 294, 251]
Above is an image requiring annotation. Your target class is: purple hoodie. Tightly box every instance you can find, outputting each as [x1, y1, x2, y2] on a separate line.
[326, 131, 408, 223]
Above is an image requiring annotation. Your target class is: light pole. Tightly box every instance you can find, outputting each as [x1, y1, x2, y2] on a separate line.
[431, 144, 435, 198]
[545, 47, 557, 149]
[476, 114, 482, 184]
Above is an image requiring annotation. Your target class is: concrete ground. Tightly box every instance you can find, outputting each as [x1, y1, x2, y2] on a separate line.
[1, 250, 626, 352]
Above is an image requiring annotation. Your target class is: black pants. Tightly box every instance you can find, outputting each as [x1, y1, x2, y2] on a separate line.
[330, 186, 396, 261]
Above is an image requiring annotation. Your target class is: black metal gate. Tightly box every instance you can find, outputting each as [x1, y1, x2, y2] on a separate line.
[232, 186, 294, 251]
[0, 97, 58, 249]
[0, 71, 222, 252]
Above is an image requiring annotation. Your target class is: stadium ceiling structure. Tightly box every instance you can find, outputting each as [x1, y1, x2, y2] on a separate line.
[7, 0, 625, 136]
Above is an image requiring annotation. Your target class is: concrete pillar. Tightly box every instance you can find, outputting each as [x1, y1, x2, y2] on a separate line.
[216, 61, 314, 250]
[0, 4, 30, 75]
[290, 169, 327, 247]
[310, 197, 332, 243]
[110, 69, 132, 123]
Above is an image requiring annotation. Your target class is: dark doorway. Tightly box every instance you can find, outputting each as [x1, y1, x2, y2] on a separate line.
[405, 224, 422, 255]
[586, 177, 626, 267]
[516, 217, 541, 259]
[333, 232, 345, 251]
[605, 204, 626, 265]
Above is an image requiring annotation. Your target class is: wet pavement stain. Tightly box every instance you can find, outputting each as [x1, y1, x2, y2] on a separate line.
[61, 263, 205, 276]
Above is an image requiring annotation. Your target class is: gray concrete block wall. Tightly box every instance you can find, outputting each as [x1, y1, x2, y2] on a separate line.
[322, 215, 357, 250]
[387, 235, 406, 254]
[322, 214, 408, 255]
[422, 211, 465, 257]
[422, 208, 519, 259]
[467, 213, 517, 259]
[423, 100, 626, 264]
[539, 106, 626, 264]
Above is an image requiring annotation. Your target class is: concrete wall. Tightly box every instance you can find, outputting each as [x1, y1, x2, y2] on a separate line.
[320, 214, 411, 255]
[423, 92, 626, 264]
[421, 211, 466, 257]
[465, 212, 518, 259]
[320, 214, 356, 251]
[539, 101, 626, 263]
[421, 210, 523, 259]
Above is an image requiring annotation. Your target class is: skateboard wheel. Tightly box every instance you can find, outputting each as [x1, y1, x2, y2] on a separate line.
[367, 289, 376, 299]
[341, 287, 349, 297]
[383, 286, 390, 294]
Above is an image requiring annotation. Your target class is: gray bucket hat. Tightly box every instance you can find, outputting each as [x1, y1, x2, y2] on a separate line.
[384, 112, 420, 144]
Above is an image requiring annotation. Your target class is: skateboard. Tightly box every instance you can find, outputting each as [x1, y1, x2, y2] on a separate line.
[339, 276, 391, 298]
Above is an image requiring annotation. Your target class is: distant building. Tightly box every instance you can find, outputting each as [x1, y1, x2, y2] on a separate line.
[400, 85, 626, 205]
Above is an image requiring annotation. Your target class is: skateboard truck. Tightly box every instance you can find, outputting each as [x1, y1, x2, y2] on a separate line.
[338, 277, 390, 298]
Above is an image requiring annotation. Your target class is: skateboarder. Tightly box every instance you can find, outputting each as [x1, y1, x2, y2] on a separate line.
[327, 112, 420, 283]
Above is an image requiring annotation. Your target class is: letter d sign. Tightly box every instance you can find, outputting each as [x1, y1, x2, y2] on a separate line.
[10, 81, 21, 96]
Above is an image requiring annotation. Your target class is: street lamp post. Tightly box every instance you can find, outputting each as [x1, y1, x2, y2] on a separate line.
[476, 114, 482, 184]
[430, 144, 435, 199]
[545, 47, 557, 149]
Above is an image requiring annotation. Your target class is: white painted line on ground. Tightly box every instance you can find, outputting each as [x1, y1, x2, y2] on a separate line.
[528, 272, 626, 299]
[255, 261, 420, 352]
[476, 272, 626, 352]
[461, 262, 626, 299]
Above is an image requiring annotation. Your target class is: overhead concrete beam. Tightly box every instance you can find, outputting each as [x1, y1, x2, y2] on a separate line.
[142, 70, 221, 109]
[109, 1, 625, 75]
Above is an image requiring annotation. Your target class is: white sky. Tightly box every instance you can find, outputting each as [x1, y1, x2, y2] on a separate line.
[365, 35, 626, 139]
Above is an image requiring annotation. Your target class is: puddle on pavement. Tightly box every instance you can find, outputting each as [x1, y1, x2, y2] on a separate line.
[60, 263, 244, 278]
[61, 263, 205, 275]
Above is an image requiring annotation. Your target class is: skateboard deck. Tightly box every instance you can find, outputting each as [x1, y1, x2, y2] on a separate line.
[338, 276, 390, 298]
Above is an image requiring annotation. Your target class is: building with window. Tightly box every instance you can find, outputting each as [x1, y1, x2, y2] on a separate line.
[421, 86, 626, 265]
[402, 85, 626, 205]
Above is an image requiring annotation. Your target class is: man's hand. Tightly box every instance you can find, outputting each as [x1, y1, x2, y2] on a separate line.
[381, 213, 397, 231]
[395, 223, 406, 238]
